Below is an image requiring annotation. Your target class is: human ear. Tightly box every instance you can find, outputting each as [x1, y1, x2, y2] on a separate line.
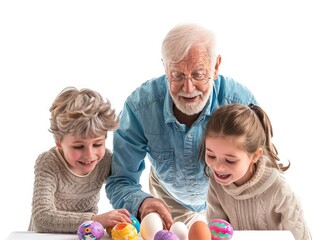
[161, 59, 167, 71]
[213, 55, 222, 80]
[252, 147, 263, 163]
[162, 59, 170, 77]
[55, 141, 62, 148]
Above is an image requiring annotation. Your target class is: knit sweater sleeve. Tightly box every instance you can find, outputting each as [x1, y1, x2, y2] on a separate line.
[273, 176, 312, 240]
[29, 148, 109, 233]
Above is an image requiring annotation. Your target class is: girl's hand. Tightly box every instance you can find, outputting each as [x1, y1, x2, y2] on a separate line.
[92, 208, 131, 229]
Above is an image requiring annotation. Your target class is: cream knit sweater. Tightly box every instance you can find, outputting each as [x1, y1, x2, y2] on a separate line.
[206, 156, 312, 240]
[28, 147, 111, 233]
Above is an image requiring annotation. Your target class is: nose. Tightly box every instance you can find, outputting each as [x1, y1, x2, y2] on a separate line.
[83, 147, 95, 160]
[212, 160, 225, 172]
[182, 77, 196, 93]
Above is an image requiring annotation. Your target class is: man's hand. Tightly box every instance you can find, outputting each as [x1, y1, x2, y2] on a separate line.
[138, 197, 173, 230]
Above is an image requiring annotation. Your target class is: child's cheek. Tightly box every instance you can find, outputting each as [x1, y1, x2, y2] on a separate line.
[70, 151, 82, 161]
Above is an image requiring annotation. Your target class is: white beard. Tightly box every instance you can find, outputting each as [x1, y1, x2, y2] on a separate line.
[171, 82, 212, 115]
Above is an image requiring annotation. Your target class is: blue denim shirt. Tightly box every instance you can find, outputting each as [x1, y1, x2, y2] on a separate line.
[106, 74, 257, 217]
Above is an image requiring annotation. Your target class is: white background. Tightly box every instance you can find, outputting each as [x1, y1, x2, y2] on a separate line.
[1, 0, 318, 239]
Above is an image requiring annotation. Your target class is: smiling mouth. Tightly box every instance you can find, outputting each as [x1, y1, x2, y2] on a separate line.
[214, 172, 231, 180]
[79, 161, 95, 166]
[182, 96, 198, 102]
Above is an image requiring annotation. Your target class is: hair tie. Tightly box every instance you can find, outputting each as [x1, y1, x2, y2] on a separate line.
[248, 103, 255, 109]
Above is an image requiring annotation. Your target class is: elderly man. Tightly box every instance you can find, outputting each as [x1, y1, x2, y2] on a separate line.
[106, 23, 257, 229]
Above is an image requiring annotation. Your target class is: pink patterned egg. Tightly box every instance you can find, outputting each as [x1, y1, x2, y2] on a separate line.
[154, 230, 180, 240]
[77, 220, 104, 240]
[208, 219, 233, 240]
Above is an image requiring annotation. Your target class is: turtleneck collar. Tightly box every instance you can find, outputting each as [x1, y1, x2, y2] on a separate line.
[222, 156, 279, 200]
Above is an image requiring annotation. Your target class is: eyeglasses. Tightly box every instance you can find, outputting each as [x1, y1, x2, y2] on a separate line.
[169, 71, 211, 85]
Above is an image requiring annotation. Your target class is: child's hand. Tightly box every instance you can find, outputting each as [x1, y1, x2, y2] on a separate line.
[92, 209, 131, 229]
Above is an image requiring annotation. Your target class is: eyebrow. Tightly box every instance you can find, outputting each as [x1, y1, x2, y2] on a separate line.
[206, 148, 238, 158]
[171, 67, 206, 72]
[205, 148, 217, 155]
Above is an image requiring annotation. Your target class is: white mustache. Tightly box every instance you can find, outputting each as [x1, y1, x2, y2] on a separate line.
[177, 89, 202, 98]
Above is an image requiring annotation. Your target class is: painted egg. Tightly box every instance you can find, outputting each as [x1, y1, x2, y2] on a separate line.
[154, 230, 180, 240]
[170, 221, 188, 240]
[111, 222, 139, 240]
[140, 212, 163, 240]
[106, 214, 140, 237]
[208, 219, 233, 240]
[188, 220, 211, 240]
[106, 226, 113, 236]
[130, 214, 140, 233]
[77, 220, 104, 240]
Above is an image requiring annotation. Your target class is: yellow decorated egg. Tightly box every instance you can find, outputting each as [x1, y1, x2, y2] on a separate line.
[111, 222, 139, 240]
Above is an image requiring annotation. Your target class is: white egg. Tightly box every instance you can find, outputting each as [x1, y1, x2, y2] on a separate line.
[140, 212, 163, 240]
[170, 221, 188, 240]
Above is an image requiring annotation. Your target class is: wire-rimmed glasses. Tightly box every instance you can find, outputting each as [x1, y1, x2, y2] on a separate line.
[169, 71, 211, 85]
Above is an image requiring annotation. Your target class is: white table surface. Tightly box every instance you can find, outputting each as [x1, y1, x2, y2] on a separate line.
[7, 230, 295, 240]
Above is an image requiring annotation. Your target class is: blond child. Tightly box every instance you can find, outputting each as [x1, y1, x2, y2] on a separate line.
[29, 87, 131, 233]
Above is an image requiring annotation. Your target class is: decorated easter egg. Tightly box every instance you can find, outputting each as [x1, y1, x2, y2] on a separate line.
[154, 230, 180, 240]
[106, 226, 113, 236]
[208, 219, 233, 240]
[130, 214, 140, 233]
[188, 220, 211, 240]
[111, 222, 139, 240]
[140, 212, 163, 240]
[170, 221, 188, 240]
[106, 214, 140, 237]
[77, 220, 104, 240]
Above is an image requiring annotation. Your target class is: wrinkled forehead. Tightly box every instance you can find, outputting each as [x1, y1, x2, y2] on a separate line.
[168, 46, 211, 70]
